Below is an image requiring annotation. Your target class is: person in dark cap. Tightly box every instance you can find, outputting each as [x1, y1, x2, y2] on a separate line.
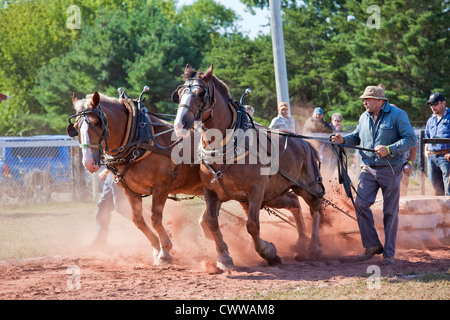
[424, 92, 450, 196]
[302, 107, 334, 171]
[302, 107, 333, 135]
[331, 85, 417, 265]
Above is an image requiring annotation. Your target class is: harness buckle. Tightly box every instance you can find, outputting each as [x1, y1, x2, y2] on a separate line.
[210, 171, 222, 183]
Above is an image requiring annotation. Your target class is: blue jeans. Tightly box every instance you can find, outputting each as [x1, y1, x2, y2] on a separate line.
[95, 174, 132, 242]
[354, 164, 402, 258]
[427, 154, 450, 196]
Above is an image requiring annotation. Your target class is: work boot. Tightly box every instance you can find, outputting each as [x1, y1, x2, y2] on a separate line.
[382, 257, 395, 265]
[357, 245, 383, 261]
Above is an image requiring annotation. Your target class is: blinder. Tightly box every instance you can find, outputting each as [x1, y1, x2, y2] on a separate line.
[171, 88, 180, 104]
[66, 104, 109, 144]
[172, 77, 215, 121]
[66, 122, 78, 137]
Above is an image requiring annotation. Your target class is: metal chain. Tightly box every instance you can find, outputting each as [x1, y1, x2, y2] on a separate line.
[322, 197, 357, 221]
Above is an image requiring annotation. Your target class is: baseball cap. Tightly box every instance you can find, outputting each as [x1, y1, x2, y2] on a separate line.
[314, 107, 324, 115]
[427, 92, 446, 105]
[278, 102, 288, 111]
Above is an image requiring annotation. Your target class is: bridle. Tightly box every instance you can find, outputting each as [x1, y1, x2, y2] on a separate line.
[67, 101, 109, 151]
[171, 75, 215, 121]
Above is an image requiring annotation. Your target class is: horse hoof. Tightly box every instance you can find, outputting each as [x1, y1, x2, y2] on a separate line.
[216, 255, 234, 271]
[268, 255, 282, 266]
[308, 249, 322, 261]
[293, 252, 308, 261]
[154, 255, 174, 266]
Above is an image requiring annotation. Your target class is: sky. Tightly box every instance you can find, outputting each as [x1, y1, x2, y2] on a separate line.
[176, 0, 271, 39]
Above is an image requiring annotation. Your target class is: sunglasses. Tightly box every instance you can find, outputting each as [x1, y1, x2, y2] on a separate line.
[429, 102, 441, 106]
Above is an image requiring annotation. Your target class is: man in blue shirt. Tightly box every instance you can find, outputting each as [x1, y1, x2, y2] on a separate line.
[332, 85, 417, 265]
[424, 92, 450, 196]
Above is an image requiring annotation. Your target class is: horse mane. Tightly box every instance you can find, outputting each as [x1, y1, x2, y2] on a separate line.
[183, 67, 231, 99]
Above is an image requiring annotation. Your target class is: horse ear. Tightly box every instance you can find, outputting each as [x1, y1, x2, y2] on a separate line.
[184, 64, 192, 75]
[72, 92, 79, 104]
[92, 92, 100, 108]
[203, 63, 214, 83]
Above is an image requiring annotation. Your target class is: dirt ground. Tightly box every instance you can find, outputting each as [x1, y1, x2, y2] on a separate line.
[0, 190, 449, 300]
[0, 246, 448, 300]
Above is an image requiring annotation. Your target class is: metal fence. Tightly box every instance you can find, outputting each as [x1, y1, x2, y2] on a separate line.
[0, 136, 99, 206]
[0, 128, 431, 207]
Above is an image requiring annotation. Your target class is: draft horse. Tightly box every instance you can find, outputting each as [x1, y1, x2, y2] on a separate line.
[68, 91, 203, 265]
[173, 64, 326, 269]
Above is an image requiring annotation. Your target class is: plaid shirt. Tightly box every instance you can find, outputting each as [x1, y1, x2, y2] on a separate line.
[425, 108, 450, 152]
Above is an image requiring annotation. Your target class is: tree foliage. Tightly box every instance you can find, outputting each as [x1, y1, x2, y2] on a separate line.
[0, 0, 448, 135]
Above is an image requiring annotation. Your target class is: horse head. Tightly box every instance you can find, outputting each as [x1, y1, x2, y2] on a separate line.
[69, 91, 109, 173]
[173, 63, 216, 138]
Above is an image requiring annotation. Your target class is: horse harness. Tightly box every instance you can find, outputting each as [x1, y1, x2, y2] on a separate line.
[67, 94, 177, 197]
[174, 76, 325, 201]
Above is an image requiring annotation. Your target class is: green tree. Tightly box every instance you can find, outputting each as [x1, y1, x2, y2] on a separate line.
[0, 0, 129, 135]
[32, 0, 239, 134]
[345, 0, 449, 123]
[204, 33, 277, 119]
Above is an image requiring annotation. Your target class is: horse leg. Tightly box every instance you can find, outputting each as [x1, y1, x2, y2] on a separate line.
[296, 189, 323, 260]
[203, 187, 234, 270]
[264, 193, 309, 260]
[246, 189, 282, 266]
[199, 207, 214, 240]
[309, 206, 322, 260]
[126, 192, 161, 262]
[150, 190, 173, 265]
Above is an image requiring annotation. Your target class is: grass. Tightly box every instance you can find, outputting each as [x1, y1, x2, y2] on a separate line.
[0, 201, 97, 260]
[240, 272, 450, 300]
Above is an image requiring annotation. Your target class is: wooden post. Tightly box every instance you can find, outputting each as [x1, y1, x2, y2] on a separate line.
[71, 146, 86, 201]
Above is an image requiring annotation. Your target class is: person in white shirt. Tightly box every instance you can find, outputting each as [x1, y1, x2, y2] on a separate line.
[269, 102, 296, 132]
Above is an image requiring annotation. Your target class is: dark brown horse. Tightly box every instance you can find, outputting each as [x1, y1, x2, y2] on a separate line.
[173, 64, 325, 269]
[69, 91, 204, 265]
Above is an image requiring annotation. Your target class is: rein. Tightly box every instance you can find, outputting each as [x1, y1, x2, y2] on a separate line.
[68, 90, 179, 198]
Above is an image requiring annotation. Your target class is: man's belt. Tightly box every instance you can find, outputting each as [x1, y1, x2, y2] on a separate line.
[430, 149, 450, 155]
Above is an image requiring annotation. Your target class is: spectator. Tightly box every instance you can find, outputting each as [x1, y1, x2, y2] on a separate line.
[269, 102, 296, 132]
[330, 113, 343, 133]
[424, 92, 450, 196]
[303, 107, 334, 171]
[331, 85, 417, 265]
[303, 107, 333, 135]
[244, 105, 254, 117]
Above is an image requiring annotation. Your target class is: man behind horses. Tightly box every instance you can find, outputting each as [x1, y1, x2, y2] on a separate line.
[331, 85, 417, 265]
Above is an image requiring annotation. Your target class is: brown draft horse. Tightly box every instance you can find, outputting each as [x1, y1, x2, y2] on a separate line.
[173, 64, 325, 269]
[69, 91, 204, 265]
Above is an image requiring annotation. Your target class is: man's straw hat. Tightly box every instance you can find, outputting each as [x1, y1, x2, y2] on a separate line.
[359, 86, 388, 100]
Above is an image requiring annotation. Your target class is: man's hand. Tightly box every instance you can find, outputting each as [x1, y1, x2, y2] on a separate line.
[99, 169, 109, 181]
[374, 145, 389, 157]
[331, 133, 344, 144]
